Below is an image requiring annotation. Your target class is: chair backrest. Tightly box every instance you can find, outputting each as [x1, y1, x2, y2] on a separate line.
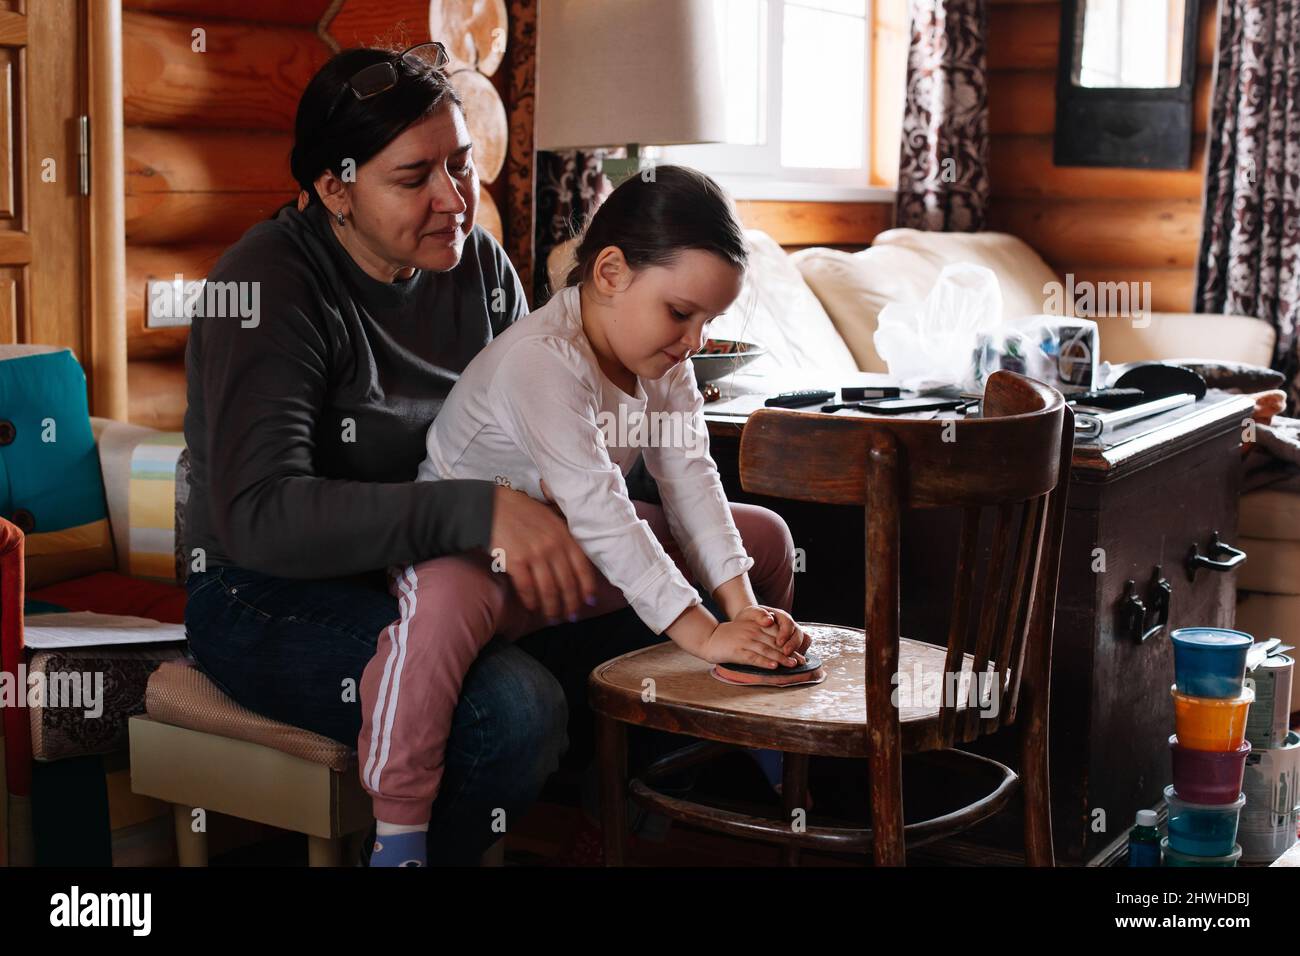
[739, 370, 1074, 747]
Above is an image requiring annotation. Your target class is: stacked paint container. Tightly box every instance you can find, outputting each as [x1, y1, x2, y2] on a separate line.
[1238, 641, 1298, 863]
[1164, 628, 1255, 867]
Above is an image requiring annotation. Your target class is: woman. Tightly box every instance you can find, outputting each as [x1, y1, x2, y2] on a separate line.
[182, 45, 798, 865]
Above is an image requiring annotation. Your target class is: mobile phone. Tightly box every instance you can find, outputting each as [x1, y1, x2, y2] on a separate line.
[853, 397, 966, 414]
[840, 386, 901, 401]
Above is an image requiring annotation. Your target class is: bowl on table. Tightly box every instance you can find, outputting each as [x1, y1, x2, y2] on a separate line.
[689, 339, 767, 384]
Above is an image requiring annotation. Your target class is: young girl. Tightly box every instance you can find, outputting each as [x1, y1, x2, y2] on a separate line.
[360, 165, 808, 866]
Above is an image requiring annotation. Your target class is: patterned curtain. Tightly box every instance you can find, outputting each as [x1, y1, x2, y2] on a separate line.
[894, 0, 990, 232]
[1195, 0, 1300, 404]
[532, 151, 609, 305]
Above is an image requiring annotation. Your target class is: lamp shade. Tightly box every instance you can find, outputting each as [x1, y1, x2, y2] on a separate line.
[535, 0, 727, 150]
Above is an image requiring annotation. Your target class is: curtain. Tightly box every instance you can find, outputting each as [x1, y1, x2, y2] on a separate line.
[894, 0, 990, 232]
[1195, 0, 1300, 404]
[532, 151, 609, 305]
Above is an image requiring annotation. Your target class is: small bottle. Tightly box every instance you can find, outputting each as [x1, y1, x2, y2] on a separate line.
[1128, 810, 1161, 867]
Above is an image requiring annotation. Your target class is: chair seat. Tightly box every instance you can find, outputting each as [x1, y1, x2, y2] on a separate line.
[145, 661, 353, 772]
[590, 623, 986, 757]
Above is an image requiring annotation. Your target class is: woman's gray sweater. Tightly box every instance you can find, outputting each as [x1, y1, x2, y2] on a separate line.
[182, 201, 527, 578]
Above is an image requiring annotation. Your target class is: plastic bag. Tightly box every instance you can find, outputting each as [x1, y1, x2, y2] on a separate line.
[873, 263, 1004, 391]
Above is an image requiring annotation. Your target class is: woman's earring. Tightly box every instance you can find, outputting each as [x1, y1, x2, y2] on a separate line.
[335, 210, 346, 226]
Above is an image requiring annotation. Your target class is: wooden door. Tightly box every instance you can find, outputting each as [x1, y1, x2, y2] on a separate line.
[0, 0, 125, 418]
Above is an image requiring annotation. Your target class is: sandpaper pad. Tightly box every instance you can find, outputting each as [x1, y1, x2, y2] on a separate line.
[711, 652, 826, 687]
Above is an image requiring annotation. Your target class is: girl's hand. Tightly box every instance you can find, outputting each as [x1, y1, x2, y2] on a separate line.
[701, 620, 800, 669]
[489, 484, 598, 622]
[733, 606, 809, 662]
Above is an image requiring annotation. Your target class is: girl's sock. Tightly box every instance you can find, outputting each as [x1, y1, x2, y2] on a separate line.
[370, 821, 429, 867]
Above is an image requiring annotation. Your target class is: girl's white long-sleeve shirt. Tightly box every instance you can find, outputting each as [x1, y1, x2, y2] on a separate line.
[419, 283, 754, 634]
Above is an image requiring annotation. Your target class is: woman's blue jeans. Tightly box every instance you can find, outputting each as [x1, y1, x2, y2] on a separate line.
[184, 564, 675, 865]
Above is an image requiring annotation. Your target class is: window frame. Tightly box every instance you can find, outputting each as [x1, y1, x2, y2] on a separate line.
[656, 0, 892, 202]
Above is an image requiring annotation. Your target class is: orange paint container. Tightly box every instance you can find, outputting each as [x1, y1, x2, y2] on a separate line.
[1171, 684, 1255, 752]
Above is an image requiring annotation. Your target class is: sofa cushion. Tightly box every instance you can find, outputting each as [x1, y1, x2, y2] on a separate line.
[1236, 536, 1300, 594]
[871, 228, 1061, 320]
[1095, 313, 1278, 366]
[0, 348, 114, 589]
[706, 230, 858, 373]
[1240, 487, 1300, 544]
[28, 571, 186, 624]
[792, 229, 1060, 375]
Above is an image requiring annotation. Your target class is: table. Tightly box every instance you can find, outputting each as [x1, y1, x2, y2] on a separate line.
[702, 370, 1256, 863]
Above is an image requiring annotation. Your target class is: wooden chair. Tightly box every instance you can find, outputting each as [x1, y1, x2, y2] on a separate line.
[589, 371, 1074, 866]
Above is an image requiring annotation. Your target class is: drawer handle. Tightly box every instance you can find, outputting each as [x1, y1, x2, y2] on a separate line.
[1120, 567, 1171, 643]
[1185, 531, 1247, 580]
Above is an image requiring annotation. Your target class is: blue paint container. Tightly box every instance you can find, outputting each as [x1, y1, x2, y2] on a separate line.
[1165, 785, 1246, 857]
[1170, 628, 1253, 699]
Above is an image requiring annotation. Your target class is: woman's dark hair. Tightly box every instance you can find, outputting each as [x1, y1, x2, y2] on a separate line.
[290, 47, 464, 206]
[564, 165, 748, 287]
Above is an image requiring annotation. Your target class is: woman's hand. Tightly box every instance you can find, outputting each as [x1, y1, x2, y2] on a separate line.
[701, 619, 801, 669]
[733, 605, 810, 662]
[488, 484, 598, 622]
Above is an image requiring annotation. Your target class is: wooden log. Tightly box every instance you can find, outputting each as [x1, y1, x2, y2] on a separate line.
[477, 185, 502, 244]
[122, 0, 333, 25]
[127, 357, 187, 431]
[987, 198, 1202, 270]
[125, 244, 226, 359]
[126, 128, 296, 194]
[126, 191, 289, 245]
[123, 11, 327, 130]
[989, 67, 1211, 137]
[989, 70, 1056, 136]
[990, 135, 1205, 200]
[735, 201, 893, 248]
[429, 0, 509, 76]
[326, 0, 432, 51]
[987, 2, 1059, 71]
[449, 69, 506, 183]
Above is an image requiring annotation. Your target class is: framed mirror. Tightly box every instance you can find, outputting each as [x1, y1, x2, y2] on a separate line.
[1054, 0, 1201, 168]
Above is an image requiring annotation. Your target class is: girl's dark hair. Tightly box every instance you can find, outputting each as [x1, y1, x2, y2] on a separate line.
[564, 165, 748, 287]
[289, 47, 464, 206]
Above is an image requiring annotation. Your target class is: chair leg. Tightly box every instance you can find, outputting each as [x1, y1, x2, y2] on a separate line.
[595, 713, 628, 866]
[172, 804, 208, 867]
[781, 752, 810, 867]
[1020, 716, 1055, 867]
[307, 835, 345, 867]
[868, 740, 906, 866]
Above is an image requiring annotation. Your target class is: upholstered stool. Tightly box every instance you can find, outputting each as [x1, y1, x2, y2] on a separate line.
[129, 661, 371, 866]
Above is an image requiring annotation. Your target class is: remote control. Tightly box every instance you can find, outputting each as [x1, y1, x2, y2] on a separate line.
[765, 389, 836, 408]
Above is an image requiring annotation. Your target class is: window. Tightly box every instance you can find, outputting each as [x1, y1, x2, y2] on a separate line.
[657, 0, 892, 201]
